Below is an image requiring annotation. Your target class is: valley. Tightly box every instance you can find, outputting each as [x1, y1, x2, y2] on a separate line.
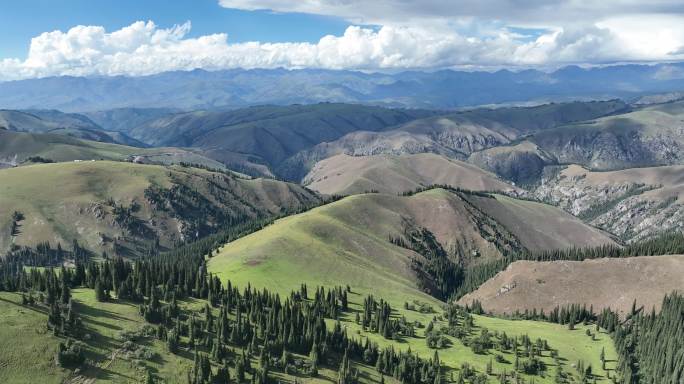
[1, 71, 684, 384]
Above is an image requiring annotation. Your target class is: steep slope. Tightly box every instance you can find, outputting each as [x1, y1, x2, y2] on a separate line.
[0, 129, 225, 169]
[0, 161, 320, 257]
[83, 107, 178, 133]
[303, 153, 519, 195]
[464, 194, 616, 251]
[529, 100, 684, 170]
[207, 189, 615, 303]
[0, 109, 99, 132]
[468, 141, 556, 185]
[286, 101, 626, 180]
[129, 103, 436, 177]
[534, 164, 684, 242]
[458, 255, 684, 316]
[0, 109, 142, 146]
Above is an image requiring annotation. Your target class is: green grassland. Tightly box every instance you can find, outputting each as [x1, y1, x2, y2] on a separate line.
[207, 194, 432, 305]
[0, 161, 171, 255]
[207, 189, 615, 303]
[0, 292, 67, 384]
[334, 292, 617, 383]
[0, 160, 319, 257]
[0, 281, 617, 384]
[204, 190, 618, 382]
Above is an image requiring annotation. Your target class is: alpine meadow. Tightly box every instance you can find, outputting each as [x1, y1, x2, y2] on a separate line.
[1, 1, 684, 384]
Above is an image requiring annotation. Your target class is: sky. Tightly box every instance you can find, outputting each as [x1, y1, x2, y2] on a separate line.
[1, 0, 684, 80]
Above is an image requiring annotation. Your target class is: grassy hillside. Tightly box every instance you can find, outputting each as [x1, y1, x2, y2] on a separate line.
[0, 161, 319, 257]
[0, 283, 618, 384]
[0, 289, 198, 384]
[202, 190, 620, 383]
[207, 189, 615, 303]
[0, 292, 67, 383]
[0, 129, 226, 169]
[303, 153, 519, 195]
[83, 107, 178, 133]
[0, 109, 99, 133]
[458, 255, 684, 316]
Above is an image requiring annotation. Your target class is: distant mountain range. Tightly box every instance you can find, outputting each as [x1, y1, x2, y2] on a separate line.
[1, 63, 684, 111]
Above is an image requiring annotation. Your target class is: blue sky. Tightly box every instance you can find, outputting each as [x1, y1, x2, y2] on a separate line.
[0, 0, 348, 59]
[1, 1, 684, 80]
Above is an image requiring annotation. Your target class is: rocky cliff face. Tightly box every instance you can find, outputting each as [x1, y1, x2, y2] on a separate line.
[532, 165, 684, 242]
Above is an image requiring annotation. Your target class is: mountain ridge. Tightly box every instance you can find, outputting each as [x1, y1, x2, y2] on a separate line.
[2, 64, 684, 111]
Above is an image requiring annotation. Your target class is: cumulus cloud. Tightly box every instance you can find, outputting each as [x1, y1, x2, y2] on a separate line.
[2, 1, 684, 80]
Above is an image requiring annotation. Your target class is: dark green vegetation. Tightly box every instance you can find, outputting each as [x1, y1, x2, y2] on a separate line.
[611, 293, 684, 384]
[0, 236, 618, 384]
[1, 91, 683, 384]
[207, 186, 615, 306]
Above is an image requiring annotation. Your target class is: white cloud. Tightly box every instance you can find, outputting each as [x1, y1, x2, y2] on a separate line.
[218, 0, 684, 27]
[2, 4, 684, 81]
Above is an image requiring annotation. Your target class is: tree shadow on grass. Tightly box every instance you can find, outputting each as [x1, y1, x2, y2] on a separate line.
[0, 296, 49, 315]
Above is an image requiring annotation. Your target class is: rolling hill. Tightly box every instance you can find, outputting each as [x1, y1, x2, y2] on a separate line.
[458, 255, 684, 317]
[0, 161, 320, 257]
[128, 103, 436, 178]
[303, 153, 519, 195]
[0, 129, 226, 169]
[0, 109, 143, 146]
[207, 188, 615, 303]
[82, 107, 178, 133]
[285, 100, 627, 181]
[0, 280, 618, 384]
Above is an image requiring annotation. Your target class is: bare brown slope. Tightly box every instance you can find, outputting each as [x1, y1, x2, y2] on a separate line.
[464, 194, 616, 251]
[304, 153, 519, 195]
[458, 255, 684, 316]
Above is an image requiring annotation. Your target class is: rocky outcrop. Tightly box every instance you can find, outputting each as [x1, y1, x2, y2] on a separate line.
[533, 165, 684, 242]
